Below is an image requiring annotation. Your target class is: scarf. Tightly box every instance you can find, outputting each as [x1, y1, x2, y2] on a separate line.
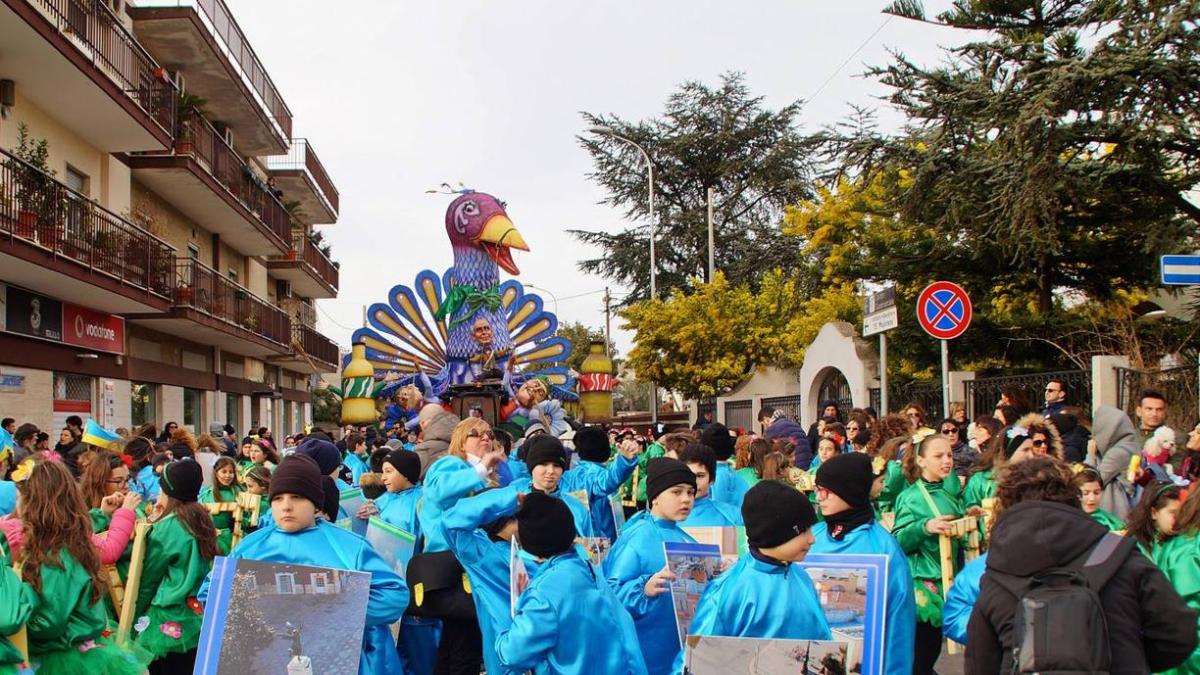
[823, 503, 875, 541]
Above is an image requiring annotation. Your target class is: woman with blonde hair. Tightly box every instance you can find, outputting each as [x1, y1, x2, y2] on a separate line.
[421, 416, 504, 553]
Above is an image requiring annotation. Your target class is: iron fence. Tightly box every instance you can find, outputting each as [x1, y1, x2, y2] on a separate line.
[172, 257, 290, 346]
[871, 381, 943, 419]
[761, 395, 803, 426]
[723, 399, 753, 434]
[965, 369, 1091, 421]
[1116, 366, 1198, 432]
[0, 147, 176, 297]
[696, 399, 716, 423]
[265, 139, 340, 214]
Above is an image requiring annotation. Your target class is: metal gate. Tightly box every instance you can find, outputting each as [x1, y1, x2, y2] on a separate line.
[761, 395, 803, 425]
[816, 370, 853, 417]
[723, 400, 753, 433]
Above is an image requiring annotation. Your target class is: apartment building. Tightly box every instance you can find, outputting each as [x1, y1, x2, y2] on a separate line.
[0, 0, 342, 437]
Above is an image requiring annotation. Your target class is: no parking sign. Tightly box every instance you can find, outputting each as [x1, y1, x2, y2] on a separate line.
[917, 281, 972, 340]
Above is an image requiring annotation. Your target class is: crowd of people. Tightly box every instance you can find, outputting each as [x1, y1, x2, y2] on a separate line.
[0, 379, 1197, 675]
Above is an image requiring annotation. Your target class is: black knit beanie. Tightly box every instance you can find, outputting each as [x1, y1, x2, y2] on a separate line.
[645, 457, 697, 504]
[270, 455, 325, 508]
[742, 480, 817, 549]
[320, 476, 340, 519]
[574, 426, 610, 463]
[383, 449, 421, 486]
[297, 437, 342, 475]
[524, 434, 568, 472]
[517, 492, 576, 559]
[815, 452, 873, 508]
[160, 458, 203, 502]
[700, 423, 735, 461]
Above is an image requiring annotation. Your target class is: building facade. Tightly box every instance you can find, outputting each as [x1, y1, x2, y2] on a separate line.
[0, 0, 341, 437]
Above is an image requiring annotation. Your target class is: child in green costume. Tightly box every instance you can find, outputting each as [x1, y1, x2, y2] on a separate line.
[0, 546, 32, 675]
[1073, 467, 1125, 532]
[134, 459, 220, 674]
[891, 434, 963, 675]
[14, 459, 142, 674]
[1154, 487, 1200, 675]
[1126, 481, 1183, 560]
[241, 466, 273, 532]
[198, 456, 243, 554]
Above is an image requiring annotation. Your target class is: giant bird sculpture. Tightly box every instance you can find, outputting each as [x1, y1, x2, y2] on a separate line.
[348, 190, 576, 402]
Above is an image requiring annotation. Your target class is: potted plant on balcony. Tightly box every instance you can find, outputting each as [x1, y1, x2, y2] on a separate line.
[173, 93, 207, 155]
[11, 123, 55, 240]
[174, 282, 193, 305]
[90, 229, 124, 276]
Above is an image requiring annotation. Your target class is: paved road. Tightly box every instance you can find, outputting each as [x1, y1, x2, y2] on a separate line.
[937, 650, 965, 675]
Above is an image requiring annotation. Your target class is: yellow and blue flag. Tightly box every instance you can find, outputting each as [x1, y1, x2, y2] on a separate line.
[0, 427, 12, 463]
[82, 418, 121, 449]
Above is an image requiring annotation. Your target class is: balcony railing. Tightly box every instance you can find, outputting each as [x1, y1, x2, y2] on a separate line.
[133, 0, 292, 138]
[176, 107, 290, 243]
[294, 323, 339, 367]
[265, 139, 340, 215]
[0, 147, 176, 297]
[172, 257, 290, 346]
[284, 231, 338, 292]
[24, 0, 176, 135]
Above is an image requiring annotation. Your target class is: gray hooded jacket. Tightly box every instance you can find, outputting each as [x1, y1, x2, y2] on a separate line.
[1092, 405, 1139, 520]
[414, 410, 460, 479]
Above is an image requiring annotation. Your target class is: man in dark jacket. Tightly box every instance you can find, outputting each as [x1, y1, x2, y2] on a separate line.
[757, 405, 811, 469]
[967, 458, 1196, 674]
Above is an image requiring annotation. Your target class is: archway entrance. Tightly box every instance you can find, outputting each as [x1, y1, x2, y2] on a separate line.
[816, 368, 852, 417]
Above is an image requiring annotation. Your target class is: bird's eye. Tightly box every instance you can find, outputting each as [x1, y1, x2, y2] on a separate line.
[463, 201, 479, 216]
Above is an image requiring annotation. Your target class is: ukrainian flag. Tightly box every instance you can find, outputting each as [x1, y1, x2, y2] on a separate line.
[82, 418, 121, 449]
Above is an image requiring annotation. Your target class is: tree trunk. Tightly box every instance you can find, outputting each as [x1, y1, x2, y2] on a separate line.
[1038, 256, 1053, 315]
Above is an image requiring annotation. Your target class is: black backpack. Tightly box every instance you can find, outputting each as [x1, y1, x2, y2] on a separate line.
[1010, 532, 1133, 675]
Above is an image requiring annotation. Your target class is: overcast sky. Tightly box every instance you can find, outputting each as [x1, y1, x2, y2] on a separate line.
[229, 0, 962, 357]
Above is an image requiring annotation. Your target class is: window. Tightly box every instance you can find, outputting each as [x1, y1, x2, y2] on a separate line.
[225, 394, 241, 433]
[284, 401, 293, 435]
[183, 387, 203, 433]
[274, 572, 295, 595]
[131, 382, 157, 428]
[310, 573, 329, 595]
[64, 166, 88, 194]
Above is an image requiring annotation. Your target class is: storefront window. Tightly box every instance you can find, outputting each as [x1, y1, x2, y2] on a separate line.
[131, 382, 157, 428]
[225, 394, 241, 434]
[183, 387, 203, 433]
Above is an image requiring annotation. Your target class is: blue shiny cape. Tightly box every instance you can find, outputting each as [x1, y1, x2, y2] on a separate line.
[0, 481, 14, 517]
[376, 487, 423, 544]
[511, 479, 595, 538]
[199, 520, 409, 675]
[811, 520, 916, 675]
[132, 464, 160, 502]
[498, 552, 648, 675]
[710, 463, 748, 509]
[603, 512, 696, 675]
[344, 453, 371, 486]
[376, 486, 437, 674]
[943, 552, 986, 645]
[443, 485, 520, 675]
[418, 455, 485, 552]
[680, 496, 743, 528]
[560, 455, 636, 541]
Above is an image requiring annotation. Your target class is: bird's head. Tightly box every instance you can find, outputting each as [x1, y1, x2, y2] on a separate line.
[445, 191, 529, 275]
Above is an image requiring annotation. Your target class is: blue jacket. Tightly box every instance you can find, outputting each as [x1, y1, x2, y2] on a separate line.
[765, 416, 811, 468]
[0, 481, 14, 517]
[943, 553, 986, 645]
[680, 496, 742, 528]
[443, 486, 520, 675]
[560, 454, 637, 541]
[811, 520, 916, 675]
[603, 512, 696, 675]
[498, 552, 647, 675]
[344, 453, 371, 486]
[418, 455, 485, 552]
[132, 464, 160, 502]
[511, 479, 595, 538]
[376, 486, 423, 545]
[710, 463, 749, 509]
[200, 520, 409, 675]
[676, 552, 832, 672]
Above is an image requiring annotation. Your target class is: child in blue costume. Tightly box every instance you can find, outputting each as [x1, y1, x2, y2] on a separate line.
[678, 443, 742, 527]
[371, 450, 436, 675]
[563, 425, 639, 541]
[342, 433, 371, 487]
[497, 493, 648, 675]
[127, 437, 161, 502]
[943, 553, 986, 644]
[442, 485, 521, 675]
[604, 458, 698, 675]
[511, 435, 595, 537]
[701, 423, 749, 508]
[679, 480, 831, 673]
[811, 452, 916, 675]
[200, 455, 408, 675]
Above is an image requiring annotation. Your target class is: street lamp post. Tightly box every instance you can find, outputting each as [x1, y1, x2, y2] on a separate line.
[523, 283, 560, 318]
[588, 125, 658, 424]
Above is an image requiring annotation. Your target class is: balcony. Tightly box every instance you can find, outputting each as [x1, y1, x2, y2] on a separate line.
[0, 147, 176, 313]
[1, 0, 176, 151]
[129, 257, 290, 357]
[270, 322, 340, 373]
[265, 232, 338, 299]
[129, 0, 291, 155]
[129, 107, 290, 256]
[265, 139, 339, 224]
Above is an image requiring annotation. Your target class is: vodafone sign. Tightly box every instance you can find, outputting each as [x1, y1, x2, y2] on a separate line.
[63, 303, 125, 354]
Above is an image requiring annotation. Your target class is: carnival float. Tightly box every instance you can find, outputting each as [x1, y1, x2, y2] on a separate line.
[332, 190, 615, 434]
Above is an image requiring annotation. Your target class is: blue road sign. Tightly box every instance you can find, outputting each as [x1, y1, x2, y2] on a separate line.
[1162, 255, 1200, 285]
